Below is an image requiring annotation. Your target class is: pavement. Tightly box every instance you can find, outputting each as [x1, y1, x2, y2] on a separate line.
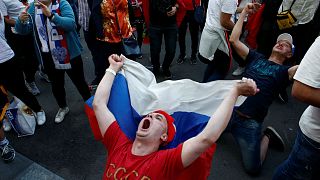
[0, 32, 308, 180]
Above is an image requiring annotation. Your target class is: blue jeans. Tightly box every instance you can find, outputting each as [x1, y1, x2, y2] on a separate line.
[225, 111, 262, 174]
[273, 128, 320, 180]
[149, 25, 177, 71]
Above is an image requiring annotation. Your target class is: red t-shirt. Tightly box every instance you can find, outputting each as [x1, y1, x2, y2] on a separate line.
[102, 122, 184, 179]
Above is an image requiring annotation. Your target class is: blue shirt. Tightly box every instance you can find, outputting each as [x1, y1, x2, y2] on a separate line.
[237, 50, 290, 122]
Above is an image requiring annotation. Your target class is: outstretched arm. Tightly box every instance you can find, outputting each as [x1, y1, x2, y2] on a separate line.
[229, 3, 260, 60]
[181, 78, 259, 167]
[93, 55, 124, 136]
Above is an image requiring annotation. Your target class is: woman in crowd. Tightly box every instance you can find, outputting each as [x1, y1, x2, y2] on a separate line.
[89, 0, 133, 86]
[15, 0, 91, 124]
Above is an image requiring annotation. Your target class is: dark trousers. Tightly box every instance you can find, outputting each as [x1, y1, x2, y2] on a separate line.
[42, 53, 91, 108]
[132, 17, 144, 48]
[0, 58, 41, 112]
[83, 30, 99, 79]
[83, 30, 95, 53]
[149, 25, 177, 71]
[136, 22, 144, 48]
[6, 32, 39, 83]
[199, 50, 231, 82]
[178, 10, 199, 57]
[93, 41, 123, 83]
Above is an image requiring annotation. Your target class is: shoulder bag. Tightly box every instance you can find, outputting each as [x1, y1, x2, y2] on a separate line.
[276, 0, 297, 30]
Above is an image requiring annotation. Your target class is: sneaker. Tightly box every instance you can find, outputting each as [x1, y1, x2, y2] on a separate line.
[38, 71, 51, 83]
[55, 107, 69, 123]
[25, 81, 40, 96]
[2, 119, 11, 132]
[232, 66, 245, 76]
[36, 110, 46, 125]
[264, 126, 285, 152]
[0, 143, 15, 163]
[190, 55, 197, 65]
[163, 69, 172, 79]
[278, 91, 288, 103]
[177, 55, 186, 64]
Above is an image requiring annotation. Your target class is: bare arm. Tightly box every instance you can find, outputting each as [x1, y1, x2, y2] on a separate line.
[181, 78, 259, 167]
[4, 16, 16, 26]
[93, 55, 124, 136]
[292, 80, 320, 108]
[220, 12, 234, 30]
[229, 3, 260, 60]
[288, 65, 298, 80]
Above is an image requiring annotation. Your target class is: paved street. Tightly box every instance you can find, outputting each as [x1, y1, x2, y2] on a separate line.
[0, 33, 307, 179]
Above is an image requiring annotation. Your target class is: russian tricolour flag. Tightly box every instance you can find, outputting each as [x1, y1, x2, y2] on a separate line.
[85, 56, 245, 179]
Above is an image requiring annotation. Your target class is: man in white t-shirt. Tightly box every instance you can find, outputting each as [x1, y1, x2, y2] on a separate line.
[0, 0, 43, 96]
[0, 4, 46, 126]
[0, 9, 16, 163]
[198, 0, 249, 82]
[273, 36, 320, 179]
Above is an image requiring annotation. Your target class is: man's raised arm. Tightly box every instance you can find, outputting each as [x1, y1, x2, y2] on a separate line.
[229, 3, 260, 60]
[181, 78, 259, 167]
[93, 55, 124, 136]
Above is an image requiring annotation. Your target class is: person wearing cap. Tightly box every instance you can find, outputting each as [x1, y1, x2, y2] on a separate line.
[273, 36, 320, 179]
[228, 3, 299, 175]
[92, 54, 259, 179]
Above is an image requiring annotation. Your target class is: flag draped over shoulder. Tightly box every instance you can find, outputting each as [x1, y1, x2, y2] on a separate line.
[85, 56, 246, 179]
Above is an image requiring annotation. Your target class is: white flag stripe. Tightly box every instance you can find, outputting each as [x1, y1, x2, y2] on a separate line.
[121, 55, 246, 116]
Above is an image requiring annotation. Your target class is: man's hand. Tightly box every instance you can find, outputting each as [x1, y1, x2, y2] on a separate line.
[19, 6, 30, 22]
[235, 77, 259, 97]
[244, 3, 261, 15]
[167, 7, 177, 17]
[108, 54, 124, 73]
[37, 2, 52, 17]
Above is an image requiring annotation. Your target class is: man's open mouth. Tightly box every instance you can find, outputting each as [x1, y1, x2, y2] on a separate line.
[142, 119, 150, 129]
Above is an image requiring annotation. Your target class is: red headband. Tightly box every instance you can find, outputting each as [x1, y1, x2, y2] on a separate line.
[154, 110, 176, 144]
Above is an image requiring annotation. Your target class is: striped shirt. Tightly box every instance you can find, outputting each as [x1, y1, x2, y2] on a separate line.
[78, 0, 90, 31]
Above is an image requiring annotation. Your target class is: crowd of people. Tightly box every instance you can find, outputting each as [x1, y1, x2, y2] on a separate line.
[0, 0, 319, 179]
